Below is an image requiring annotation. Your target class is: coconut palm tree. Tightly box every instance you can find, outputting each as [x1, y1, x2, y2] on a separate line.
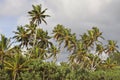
[36, 28, 52, 49]
[25, 24, 37, 47]
[28, 45, 48, 59]
[4, 48, 30, 80]
[0, 34, 11, 69]
[48, 45, 60, 62]
[53, 24, 65, 44]
[28, 4, 50, 25]
[26, 28, 53, 59]
[105, 40, 119, 55]
[53, 24, 77, 52]
[92, 27, 104, 40]
[101, 58, 117, 69]
[13, 26, 30, 48]
[80, 33, 90, 49]
[96, 44, 105, 55]
[88, 54, 101, 71]
[25, 24, 37, 34]
[69, 42, 89, 68]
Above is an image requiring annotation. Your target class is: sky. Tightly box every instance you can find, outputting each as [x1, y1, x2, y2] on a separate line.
[0, 0, 120, 61]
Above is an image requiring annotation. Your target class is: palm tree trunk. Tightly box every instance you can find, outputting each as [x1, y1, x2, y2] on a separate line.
[13, 71, 17, 80]
[1, 52, 4, 69]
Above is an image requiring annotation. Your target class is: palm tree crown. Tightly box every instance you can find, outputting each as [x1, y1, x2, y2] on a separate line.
[28, 4, 50, 25]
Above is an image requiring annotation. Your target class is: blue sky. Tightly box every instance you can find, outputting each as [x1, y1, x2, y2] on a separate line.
[0, 0, 120, 47]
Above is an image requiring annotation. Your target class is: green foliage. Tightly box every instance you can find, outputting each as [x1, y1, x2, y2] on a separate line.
[110, 52, 120, 65]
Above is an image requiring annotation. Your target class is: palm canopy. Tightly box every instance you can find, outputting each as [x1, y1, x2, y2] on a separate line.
[28, 4, 50, 25]
[4, 49, 30, 80]
[105, 40, 119, 54]
[0, 34, 11, 69]
[0, 35, 7, 51]
[53, 24, 77, 52]
[25, 24, 37, 34]
[36, 28, 52, 48]
[80, 27, 104, 49]
[13, 26, 30, 48]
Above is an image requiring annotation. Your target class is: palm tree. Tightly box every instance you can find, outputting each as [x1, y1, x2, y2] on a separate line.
[80, 33, 90, 49]
[105, 40, 119, 55]
[0, 34, 11, 69]
[53, 24, 77, 52]
[80, 27, 104, 50]
[101, 58, 117, 69]
[48, 45, 60, 62]
[28, 4, 50, 25]
[53, 24, 65, 44]
[25, 24, 37, 34]
[25, 24, 37, 47]
[92, 27, 104, 40]
[36, 28, 52, 49]
[28, 45, 47, 59]
[13, 26, 30, 48]
[4, 48, 30, 80]
[88, 54, 101, 71]
[69, 42, 89, 69]
[96, 44, 105, 55]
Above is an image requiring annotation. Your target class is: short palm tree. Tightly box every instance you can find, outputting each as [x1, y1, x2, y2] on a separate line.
[0, 34, 11, 69]
[4, 48, 30, 80]
[102, 58, 117, 69]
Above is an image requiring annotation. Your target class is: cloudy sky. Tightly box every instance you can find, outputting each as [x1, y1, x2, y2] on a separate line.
[0, 0, 120, 61]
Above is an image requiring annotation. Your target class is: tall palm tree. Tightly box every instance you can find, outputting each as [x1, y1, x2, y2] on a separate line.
[25, 24, 37, 47]
[92, 27, 104, 40]
[53, 24, 65, 44]
[28, 4, 50, 25]
[80, 33, 90, 49]
[36, 28, 52, 49]
[69, 42, 88, 68]
[53, 24, 77, 52]
[27, 28, 53, 59]
[13, 26, 30, 48]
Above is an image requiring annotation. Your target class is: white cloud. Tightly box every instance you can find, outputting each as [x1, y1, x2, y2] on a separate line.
[0, 0, 120, 42]
[0, 29, 2, 33]
[0, 0, 45, 16]
[0, 0, 26, 16]
[17, 15, 29, 25]
[45, 0, 112, 21]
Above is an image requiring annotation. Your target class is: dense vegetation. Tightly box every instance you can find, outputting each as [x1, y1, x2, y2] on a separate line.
[0, 4, 120, 80]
